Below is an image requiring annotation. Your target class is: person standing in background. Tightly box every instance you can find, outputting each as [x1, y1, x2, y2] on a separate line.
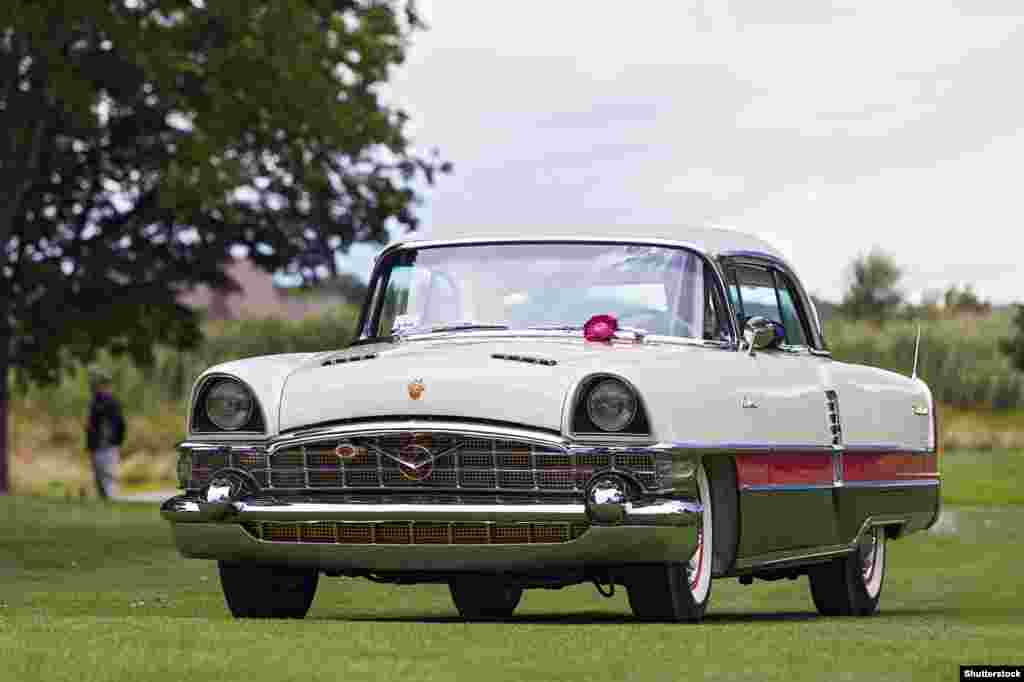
[85, 370, 126, 500]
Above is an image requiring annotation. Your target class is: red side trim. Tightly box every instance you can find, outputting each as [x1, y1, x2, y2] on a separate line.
[842, 452, 938, 482]
[735, 453, 833, 488]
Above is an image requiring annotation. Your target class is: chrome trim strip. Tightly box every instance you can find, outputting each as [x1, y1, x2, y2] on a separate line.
[666, 442, 835, 453]
[842, 478, 940, 489]
[740, 478, 939, 493]
[161, 495, 701, 528]
[271, 420, 570, 453]
[734, 545, 853, 571]
[740, 483, 834, 493]
[843, 444, 937, 454]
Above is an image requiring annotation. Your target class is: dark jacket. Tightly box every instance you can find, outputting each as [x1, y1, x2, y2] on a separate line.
[86, 392, 126, 452]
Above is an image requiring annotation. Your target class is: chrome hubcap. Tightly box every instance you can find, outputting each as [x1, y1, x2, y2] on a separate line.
[860, 530, 879, 584]
[688, 528, 704, 592]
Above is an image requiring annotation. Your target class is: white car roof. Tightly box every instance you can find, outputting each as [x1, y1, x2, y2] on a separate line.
[399, 226, 788, 265]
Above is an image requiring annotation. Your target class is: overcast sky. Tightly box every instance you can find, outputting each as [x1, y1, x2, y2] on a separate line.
[340, 0, 1023, 304]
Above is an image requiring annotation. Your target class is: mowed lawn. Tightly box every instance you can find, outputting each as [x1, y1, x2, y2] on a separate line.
[2, 466, 1023, 681]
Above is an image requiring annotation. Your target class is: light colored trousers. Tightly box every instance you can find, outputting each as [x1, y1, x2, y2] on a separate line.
[92, 446, 120, 499]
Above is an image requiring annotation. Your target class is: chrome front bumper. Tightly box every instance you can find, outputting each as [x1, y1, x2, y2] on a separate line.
[161, 495, 701, 571]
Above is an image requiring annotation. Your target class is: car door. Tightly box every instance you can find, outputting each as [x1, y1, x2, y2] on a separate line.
[721, 258, 841, 559]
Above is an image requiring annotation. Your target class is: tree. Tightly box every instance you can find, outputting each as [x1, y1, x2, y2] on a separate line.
[1001, 304, 1024, 373]
[943, 283, 991, 317]
[0, 1, 448, 492]
[839, 248, 904, 322]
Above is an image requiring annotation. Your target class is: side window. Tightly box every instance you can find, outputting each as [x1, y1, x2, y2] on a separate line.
[773, 272, 810, 347]
[733, 265, 812, 348]
[735, 266, 779, 325]
[377, 265, 413, 336]
[724, 268, 742, 318]
[703, 265, 730, 341]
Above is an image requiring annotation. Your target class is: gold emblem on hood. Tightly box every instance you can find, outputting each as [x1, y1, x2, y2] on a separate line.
[408, 378, 425, 400]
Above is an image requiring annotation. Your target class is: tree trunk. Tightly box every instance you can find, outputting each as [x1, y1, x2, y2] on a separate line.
[0, 335, 8, 494]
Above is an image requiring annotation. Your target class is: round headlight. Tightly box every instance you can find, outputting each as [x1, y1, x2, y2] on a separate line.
[205, 380, 254, 431]
[585, 379, 638, 432]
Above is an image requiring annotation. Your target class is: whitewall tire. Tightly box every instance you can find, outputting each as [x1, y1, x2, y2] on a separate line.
[625, 461, 713, 622]
[808, 526, 887, 616]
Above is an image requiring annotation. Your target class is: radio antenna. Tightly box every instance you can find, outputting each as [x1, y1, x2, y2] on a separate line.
[911, 324, 922, 379]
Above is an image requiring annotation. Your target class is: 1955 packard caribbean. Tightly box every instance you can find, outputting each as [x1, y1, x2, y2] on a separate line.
[161, 227, 940, 622]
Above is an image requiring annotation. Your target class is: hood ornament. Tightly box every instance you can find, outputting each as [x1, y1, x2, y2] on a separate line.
[408, 378, 425, 400]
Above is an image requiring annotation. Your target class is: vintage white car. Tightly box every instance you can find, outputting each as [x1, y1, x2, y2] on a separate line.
[161, 227, 940, 622]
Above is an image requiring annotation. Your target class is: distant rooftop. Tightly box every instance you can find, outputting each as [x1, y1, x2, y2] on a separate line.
[177, 258, 344, 321]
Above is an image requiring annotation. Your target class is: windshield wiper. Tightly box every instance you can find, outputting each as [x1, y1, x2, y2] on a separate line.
[397, 323, 510, 335]
[525, 324, 583, 331]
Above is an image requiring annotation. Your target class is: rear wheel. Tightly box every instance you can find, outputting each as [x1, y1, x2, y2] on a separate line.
[449, 575, 523, 621]
[218, 561, 319, 619]
[808, 526, 887, 616]
[625, 461, 713, 622]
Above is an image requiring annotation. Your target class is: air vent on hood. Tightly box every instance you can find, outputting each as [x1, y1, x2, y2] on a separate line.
[491, 353, 557, 367]
[322, 353, 378, 367]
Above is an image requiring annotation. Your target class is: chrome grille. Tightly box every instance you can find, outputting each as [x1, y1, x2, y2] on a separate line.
[185, 430, 662, 493]
[240, 520, 590, 545]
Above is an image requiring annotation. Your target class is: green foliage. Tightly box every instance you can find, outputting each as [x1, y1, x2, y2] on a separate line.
[0, 0, 445, 385]
[826, 311, 1024, 409]
[943, 283, 991, 316]
[839, 248, 904, 321]
[1000, 304, 1024, 373]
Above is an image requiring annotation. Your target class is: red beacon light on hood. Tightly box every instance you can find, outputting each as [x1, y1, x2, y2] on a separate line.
[583, 314, 619, 343]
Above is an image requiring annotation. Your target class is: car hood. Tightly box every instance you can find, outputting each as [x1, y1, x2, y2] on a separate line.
[277, 336, 666, 434]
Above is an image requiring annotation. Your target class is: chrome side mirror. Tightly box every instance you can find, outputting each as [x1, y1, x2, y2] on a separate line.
[743, 316, 782, 356]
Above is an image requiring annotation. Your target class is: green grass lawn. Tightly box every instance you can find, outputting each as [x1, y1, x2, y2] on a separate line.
[1, 496, 1021, 681]
[940, 449, 1024, 505]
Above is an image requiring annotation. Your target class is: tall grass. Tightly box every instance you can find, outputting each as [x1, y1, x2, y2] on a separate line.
[825, 311, 1024, 409]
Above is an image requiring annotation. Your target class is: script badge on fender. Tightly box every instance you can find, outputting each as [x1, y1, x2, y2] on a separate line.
[408, 378, 425, 400]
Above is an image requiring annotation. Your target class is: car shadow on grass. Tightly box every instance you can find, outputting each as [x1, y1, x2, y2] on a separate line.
[317, 610, 822, 625]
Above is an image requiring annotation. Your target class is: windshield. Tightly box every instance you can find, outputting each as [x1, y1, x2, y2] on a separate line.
[365, 242, 731, 341]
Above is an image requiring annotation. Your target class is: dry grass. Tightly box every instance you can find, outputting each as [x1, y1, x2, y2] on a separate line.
[940, 404, 1024, 450]
[9, 398, 183, 497]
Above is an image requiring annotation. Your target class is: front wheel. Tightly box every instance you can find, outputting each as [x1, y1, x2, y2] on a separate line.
[449, 575, 523, 621]
[808, 526, 887, 616]
[625, 461, 713, 622]
[218, 561, 319, 619]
